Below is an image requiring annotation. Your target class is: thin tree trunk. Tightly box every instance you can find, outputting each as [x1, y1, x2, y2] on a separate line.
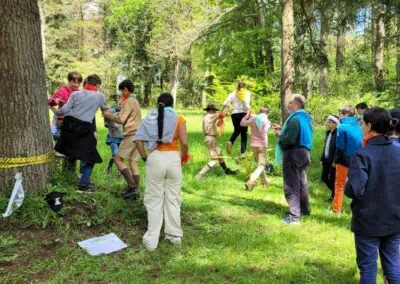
[372, 3, 385, 92]
[0, 0, 53, 194]
[336, 31, 346, 72]
[171, 56, 180, 108]
[257, 0, 274, 74]
[397, 11, 400, 103]
[78, 1, 84, 61]
[319, 5, 332, 96]
[280, 0, 294, 121]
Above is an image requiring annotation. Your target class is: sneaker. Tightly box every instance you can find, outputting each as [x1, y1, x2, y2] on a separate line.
[240, 153, 246, 159]
[142, 242, 156, 251]
[77, 183, 96, 193]
[281, 215, 300, 225]
[225, 168, 238, 175]
[166, 236, 182, 245]
[301, 210, 311, 216]
[55, 151, 65, 158]
[328, 209, 341, 216]
[226, 142, 233, 154]
[245, 181, 255, 191]
[122, 187, 140, 200]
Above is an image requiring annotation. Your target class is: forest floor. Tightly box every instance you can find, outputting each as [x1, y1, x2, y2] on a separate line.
[0, 111, 385, 283]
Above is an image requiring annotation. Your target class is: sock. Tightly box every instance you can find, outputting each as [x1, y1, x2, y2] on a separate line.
[120, 168, 136, 188]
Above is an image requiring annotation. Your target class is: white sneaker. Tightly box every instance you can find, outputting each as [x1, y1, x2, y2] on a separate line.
[166, 237, 182, 245]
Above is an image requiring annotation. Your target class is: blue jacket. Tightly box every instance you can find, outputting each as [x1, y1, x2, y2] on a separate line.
[334, 117, 363, 167]
[345, 136, 400, 236]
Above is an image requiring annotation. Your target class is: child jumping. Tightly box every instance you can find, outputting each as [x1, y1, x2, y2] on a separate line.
[195, 103, 237, 180]
[240, 106, 271, 190]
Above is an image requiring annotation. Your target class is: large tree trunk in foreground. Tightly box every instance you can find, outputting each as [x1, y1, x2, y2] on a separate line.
[280, 0, 295, 121]
[0, 0, 53, 194]
[372, 3, 385, 92]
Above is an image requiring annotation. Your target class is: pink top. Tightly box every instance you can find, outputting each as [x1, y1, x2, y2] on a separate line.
[240, 114, 271, 147]
[48, 85, 73, 108]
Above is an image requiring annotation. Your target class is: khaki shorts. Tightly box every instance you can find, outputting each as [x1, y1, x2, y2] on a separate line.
[117, 137, 139, 161]
[205, 136, 221, 157]
[252, 147, 267, 166]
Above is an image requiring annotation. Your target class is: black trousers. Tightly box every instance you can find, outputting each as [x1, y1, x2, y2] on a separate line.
[229, 112, 248, 154]
[321, 159, 336, 199]
[283, 148, 311, 221]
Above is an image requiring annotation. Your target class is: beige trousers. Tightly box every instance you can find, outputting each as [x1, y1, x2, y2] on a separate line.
[143, 150, 183, 249]
[196, 136, 222, 179]
[248, 147, 267, 184]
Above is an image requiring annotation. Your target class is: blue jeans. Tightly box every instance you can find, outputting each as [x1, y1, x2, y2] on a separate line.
[79, 161, 94, 186]
[110, 142, 119, 158]
[355, 234, 400, 284]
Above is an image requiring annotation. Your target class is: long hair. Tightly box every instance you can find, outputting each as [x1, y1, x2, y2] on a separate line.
[157, 93, 174, 141]
[236, 81, 246, 91]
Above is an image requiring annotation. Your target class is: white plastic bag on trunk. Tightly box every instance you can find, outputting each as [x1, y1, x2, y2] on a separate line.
[2, 172, 24, 217]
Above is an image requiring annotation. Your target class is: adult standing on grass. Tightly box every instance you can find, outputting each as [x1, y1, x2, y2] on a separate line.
[345, 107, 400, 284]
[52, 74, 107, 192]
[330, 106, 363, 215]
[221, 81, 251, 158]
[134, 93, 189, 251]
[102, 79, 142, 200]
[274, 94, 313, 225]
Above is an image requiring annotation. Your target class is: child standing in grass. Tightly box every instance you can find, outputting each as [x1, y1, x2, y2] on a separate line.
[240, 106, 271, 190]
[104, 105, 123, 174]
[320, 115, 340, 201]
[195, 103, 237, 180]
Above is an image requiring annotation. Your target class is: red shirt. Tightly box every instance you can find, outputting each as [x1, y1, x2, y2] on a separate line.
[48, 85, 73, 108]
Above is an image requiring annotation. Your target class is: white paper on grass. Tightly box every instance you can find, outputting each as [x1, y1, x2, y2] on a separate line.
[2, 172, 25, 218]
[78, 233, 128, 256]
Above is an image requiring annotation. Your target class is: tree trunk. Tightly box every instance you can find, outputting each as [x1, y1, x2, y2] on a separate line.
[397, 11, 400, 103]
[319, 5, 332, 96]
[78, 1, 84, 61]
[0, 0, 53, 194]
[372, 3, 385, 92]
[280, 0, 294, 121]
[171, 56, 180, 108]
[257, 0, 274, 74]
[336, 31, 346, 72]
[143, 66, 152, 107]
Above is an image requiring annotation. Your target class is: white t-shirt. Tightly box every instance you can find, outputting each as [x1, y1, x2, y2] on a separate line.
[223, 91, 251, 114]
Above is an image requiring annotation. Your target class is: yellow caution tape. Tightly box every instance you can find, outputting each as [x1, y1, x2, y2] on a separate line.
[0, 150, 55, 169]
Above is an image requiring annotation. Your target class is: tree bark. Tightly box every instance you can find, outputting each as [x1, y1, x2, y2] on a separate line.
[280, 0, 294, 121]
[257, 0, 274, 74]
[143, 66, 152, 107]
[372, 3, 385, 92]
[336, 31, 346, 72]
[171, 56, 180, 108]
[396, 9, 400, 103]
[0, 0, 53, 194]
[319, 5, 332, 96]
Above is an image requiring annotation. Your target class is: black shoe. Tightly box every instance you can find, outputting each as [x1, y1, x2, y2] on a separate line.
[77, 183, 96, 193]
[301, 210, 311, 216]
[225, 168, 238, 175]
[122, 187, 140, 200]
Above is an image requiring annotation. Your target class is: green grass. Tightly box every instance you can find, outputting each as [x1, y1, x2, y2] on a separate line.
[0, 110, 386, 283]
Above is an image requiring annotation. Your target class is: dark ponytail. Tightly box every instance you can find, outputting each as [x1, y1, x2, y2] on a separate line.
[390, 108, 400, 136]
[156, 92, 174, 141]
[157, 102, 165, 141]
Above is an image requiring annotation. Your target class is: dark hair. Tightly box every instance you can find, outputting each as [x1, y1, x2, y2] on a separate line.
[157, 93, 174, 140]
[362, 107, 391, 135]
[118, 79, 134, 93]
[86, 74, 102, 86]
[339, 105, 355, 117]
[236, 81, 246, 91]
[390, 107, 400, 134]
[82, 78, 87, 87]
[67, 71, 83, 83]
[355, 102, 368, 110]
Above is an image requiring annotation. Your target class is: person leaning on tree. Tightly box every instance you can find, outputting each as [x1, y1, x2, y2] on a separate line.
[102, 79, 142, 200]
[51, 74, 107, 192]
[274, 94, 313, 225]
